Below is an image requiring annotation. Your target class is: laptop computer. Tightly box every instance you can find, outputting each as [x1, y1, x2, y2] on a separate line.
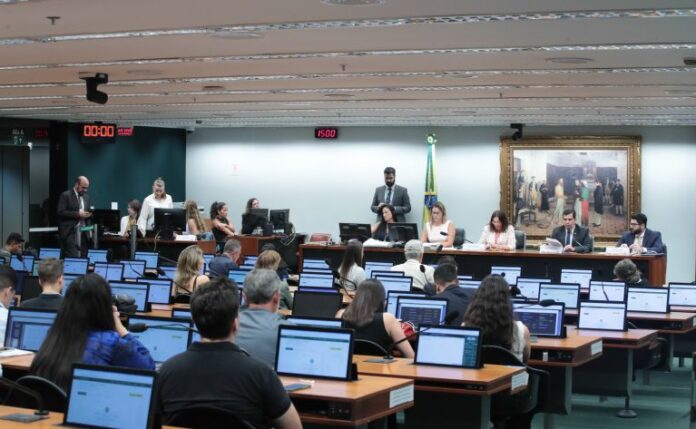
[87, 249, 109, 265]
[121, 260, 147, 280]
[228, 269, 249, 286]
[668, 283, 696, 309]
[513, 303, 565, 337]
[490, 266, 522, 285]
[396, 297, 448, 327]
[458, 279, 481, 292]
[275, 325, 354, 381]
[377, 276, 413, 295]
[627, 286, 668, 313]
[157, 265, 176, 281]
[302, 258, 331, 272]
[298, 272, 334, 289]
[414, 326, 482, 368]
[4, 307, 58, 351]
[170, 309, 201, 343]
[61, 274, 81, 295]
[38, 247, 61, 260]
[285, 316, 343, 328]
[515, 278, 552, 301]
[64, 363, 157, 429]
[297, 286, 339, 294]
[109, 281, 150, 312]
[578, 301, 627, 331]
[385, 291, 427, 315]
[137, 278, 173, 305]
[10, 254, 34, 273]
[539, 283, 581, 309]
[364, 261, 394, 278]
[292, 291, 343, 318]
[134, 251, 159, 269]
[129, 315, 192, 364]
[94, 263, 124, 282]
[589, 281, 626, 302]
[63, 257, 90, 275]
[560, 268, 593, 289]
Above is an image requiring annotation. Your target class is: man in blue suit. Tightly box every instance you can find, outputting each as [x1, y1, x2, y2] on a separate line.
[616, 213, 665, 254]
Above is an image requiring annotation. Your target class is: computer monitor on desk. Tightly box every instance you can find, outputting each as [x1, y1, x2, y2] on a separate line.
[589, 281, 626, 302]
[578, 301, 627, 331]
[275, 326, 354, 381]
[627, 286, 668, 313]
[4, 308, 58, 351]
[415, 326, 482, 369]
[92, 209, 121, 234]
[539, 283, 580, 309]
[513, 303, 565, 337]
[38, 247, 61, 260]
[389, 223, 419, 242]
[339, 222, 372, 243]
[561, 268, 593, 289]
[270, 209, 291, 234]
[154, 208, 186, 239]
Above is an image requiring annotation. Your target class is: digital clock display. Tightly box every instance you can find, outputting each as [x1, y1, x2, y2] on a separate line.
[81, 123, 117, 144]
[315, 127, 338, 139]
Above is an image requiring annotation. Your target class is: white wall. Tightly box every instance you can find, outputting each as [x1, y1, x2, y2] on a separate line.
[187, 125, 696, 283]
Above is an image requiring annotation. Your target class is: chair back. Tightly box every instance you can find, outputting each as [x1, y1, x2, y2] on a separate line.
[453, 228, 466, 247]
[167, 405, 255, 429]
[353, 339, 388, 356]
[5, 375, 68, 413]
[514, 231, 526, 250]
[309, 233, 332, 243]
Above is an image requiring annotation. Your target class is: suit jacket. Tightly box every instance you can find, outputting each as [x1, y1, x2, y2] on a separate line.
[616, 228, 664, 253]
[57, 189, 91, 239]
[371, 184, 411, 222]
[550, 225, 592, 253]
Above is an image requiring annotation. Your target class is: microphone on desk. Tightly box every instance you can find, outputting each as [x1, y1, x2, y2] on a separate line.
[156, 267, 173, 280]
[377, 311, 460, 363]
[514, 299, 558, 309]
[127, 321, 199, 334]
[0, 376, 49, 417]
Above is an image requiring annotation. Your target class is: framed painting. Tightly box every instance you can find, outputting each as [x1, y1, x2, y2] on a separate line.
[500, 136, 641, 245]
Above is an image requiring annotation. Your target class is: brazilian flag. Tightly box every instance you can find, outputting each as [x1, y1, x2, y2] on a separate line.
[423, 133, 438, 225]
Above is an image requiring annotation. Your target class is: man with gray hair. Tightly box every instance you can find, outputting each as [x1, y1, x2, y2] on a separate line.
[236, 268, 291, 367]
[208, 238, 241, 278]
[613, 258, 650, 287]
[390, 239, 434, 290]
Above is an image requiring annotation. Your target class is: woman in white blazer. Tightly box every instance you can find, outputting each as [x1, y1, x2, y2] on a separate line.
[478, 210, 516, 251]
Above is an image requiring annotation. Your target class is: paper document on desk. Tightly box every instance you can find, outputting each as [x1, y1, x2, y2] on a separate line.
[362, 238, 392, 248]
[540, 238, 563, 254]
[605, 246, 630, 256]
[422, 242, 441, 249]
[174, 234, 196, 242]
[460, 243, 486, 252]
[0, 348, 32, 358]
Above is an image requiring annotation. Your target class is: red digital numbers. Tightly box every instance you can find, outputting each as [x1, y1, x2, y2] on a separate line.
[82, 124, 115, 138]
[315, 127, 338, 139]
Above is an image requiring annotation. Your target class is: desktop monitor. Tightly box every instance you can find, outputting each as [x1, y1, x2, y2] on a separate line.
[109, 281, 149, 312]
[298, 272, 334, 289]
[386, 291, 427, 315]
[38, 247, 61, 260]
[19, 275, 41, 302]
[64, 364, 156, 429]
[63, 257, 89, 275]
[578, 301, 627, 331]
[248, 208, 270, 232]
[158, 265, 176, 281]
[171, 309, 200, 343]
[539, 283, 581, 309]
[338, 223, 372, 243]
[153, 208, 187, 236]
[298, 287, 340, 294]
[270, 209, 291, 233]
[94, 262, 124, 282]
[560, 268, 593, 289]
[61, 274, 81, 295]
[10, 254, 34, 273]
[627, 286, 668, 313]
[286, 316, 343, 328]
[370, 270, 404, 279]
[376, 276, 413, 295]
[292, 291, 343, 318]
[87, 249, 109, 264]
[138, 278, 173, 305]
[121, 260, 147, 280]
[515, 278, 552, 301]
[134, 251, 159, 269]
[91, 209, 121, 234]
[4, 307, 58, 351]
[275, 326, 354, 381]
[396, 297, 448, 327]
[459, 279, 481, 291]
[244, 255, 258, 266]
[589, 281, 626, 302]
[364, 261, 395, 278]
[414, 326, 482, 369]
[202, 253, 215, 272]
[668, 283, 696, 309]
[389, 223, 419, 242]
[302, 258, 331, 272]
[490, 266, 522, 285]
[228, 269, 250, 286]
[129, 316, 192, 364]
[513, 303, 565, 337]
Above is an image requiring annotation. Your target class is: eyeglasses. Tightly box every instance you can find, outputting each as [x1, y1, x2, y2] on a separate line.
[629, 222, 639, 226]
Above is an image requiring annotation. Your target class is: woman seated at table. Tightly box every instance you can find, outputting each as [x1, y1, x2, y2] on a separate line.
[241, 197, 261, 234]
[371, 204, 397, 241]
[255, 249, 293, 310]
[338, 239, 366, 291]
[30, 273, 155, 390]
[210, 201, 236, 243]
[478, 210, 516, 251]
[184, 200, 213, 240]
[338, 279, 414, 358]
[462, 275, 530, 362]
[118, 199, 141, 237]
[421, 202, 455, 247]
[173, 245, 210, 297]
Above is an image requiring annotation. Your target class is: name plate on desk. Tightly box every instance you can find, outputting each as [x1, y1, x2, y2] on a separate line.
[605, 247, 630, 256]
[591, 341, 603, 356]
[510, 371, 529, 392]
[389, 385, 414, 408]
[460, 243, 486, 252]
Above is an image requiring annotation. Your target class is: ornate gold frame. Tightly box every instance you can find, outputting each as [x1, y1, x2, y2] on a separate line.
[500, 136, 641, 245]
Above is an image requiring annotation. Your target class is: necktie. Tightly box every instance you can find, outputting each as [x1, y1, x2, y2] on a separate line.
[565, 229, 571, 246]
[386, 187, 392, 205]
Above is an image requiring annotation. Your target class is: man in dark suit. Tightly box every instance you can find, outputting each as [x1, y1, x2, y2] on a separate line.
[57, 176, 92, 257]
[433, 263, 471, 326]
[616, 213, 664, 254]
[550, 209, 592, 253]
[370, 166, 411, 222]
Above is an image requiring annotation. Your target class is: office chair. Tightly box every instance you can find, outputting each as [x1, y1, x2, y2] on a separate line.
[354, 339, 389, 356]
[4, 375, 68, 413]
[482, 345, 549, 429]
[167, 406, 255, 429]
[514, 231, 526, 250]
[453, 228, 466, 247]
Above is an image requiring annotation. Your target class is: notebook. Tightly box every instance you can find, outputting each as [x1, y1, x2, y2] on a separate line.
[396, 297, 448, 327]
[157, 265, 176, 281]
[171, 309, 201, 343]
[364, 261, 394, 278]
[4, 308, 58, 351]
[578, 301, 627, 331]
[370, 270, 404, 279]
[515, 277, 552, 301]
[668, 283, 696, 309]
[302, 258, 331, 272]
[414, 326, 482, 368]
[275, 326, 354, 380]
[588, 281, 626, 302]
[121, 260, 147, 280]
[61, 274, 81, 295]
[626, 286, 668, 313]
[129, 316, 192, 364]
[377, 276, 413, 295]
[228, 269, 249, 285]
[64, 364, 157, 429]
[10, 255, 34, 273]
[458, 279, 481, 291]
[513, 303, 565, 337]
[539, 283, 581, 309]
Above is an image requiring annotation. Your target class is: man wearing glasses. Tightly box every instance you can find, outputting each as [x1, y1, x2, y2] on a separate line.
[617, 213, 665, 254]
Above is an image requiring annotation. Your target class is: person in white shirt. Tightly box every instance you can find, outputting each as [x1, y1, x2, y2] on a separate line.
[0, 266, 18, 344]
[118, 199, 141, 237]
[390, 240, 434, 291]
[421, 202, 455, 247]
[478, 210, 516, 251]
[138, 178, 173, 236]
[338, 239, 366, 291]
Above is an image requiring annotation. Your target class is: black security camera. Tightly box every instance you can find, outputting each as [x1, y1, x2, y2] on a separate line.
[81, 73, 109, 104]
[510, 123, 524, 141]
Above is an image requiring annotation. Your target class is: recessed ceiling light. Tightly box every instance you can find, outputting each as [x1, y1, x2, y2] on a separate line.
[126, 69, 163, 76]
[664, 89, 696, 95]
[211, 30, 263, 40]
[438, 72, 479, 79]
[321, 0, 384, 5]
[545, 57, 594, 64]
[324, 93, 355, 98]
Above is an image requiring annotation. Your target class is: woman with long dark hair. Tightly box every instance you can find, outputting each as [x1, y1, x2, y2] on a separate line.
[210, 201, 236, 243]
[338, 279, 414, 357]
[478, 210, 516, 251]
[241, 197, 260, 234]
[462, 275, 530, 362]
[30, 274, 155, 390]
[371, 204, 397, 241]
[337, 239, 365, 291]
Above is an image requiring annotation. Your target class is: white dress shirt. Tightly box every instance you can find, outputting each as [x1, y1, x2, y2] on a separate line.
[137, 194, 173, 235]
[390, 259, 434, 290]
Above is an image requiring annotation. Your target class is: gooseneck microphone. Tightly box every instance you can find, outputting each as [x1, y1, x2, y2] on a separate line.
[0, 377, 49, 417]
[127, 322, 199, 334]
[380, 311, 460, 362]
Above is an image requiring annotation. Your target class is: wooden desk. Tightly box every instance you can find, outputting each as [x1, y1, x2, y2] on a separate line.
[100, 236, 216, 261]
[279, 375, 413, 427]
[0, 406, 181, 428]
[354, 355, 526, 429]
[238, 234, 306, 272]
[300, 244, 667, 286]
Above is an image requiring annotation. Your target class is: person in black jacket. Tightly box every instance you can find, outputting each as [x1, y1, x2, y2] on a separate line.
[549, 209, 592, 253]
[56, 176, 92, 257]
[434, 263, 472, 326]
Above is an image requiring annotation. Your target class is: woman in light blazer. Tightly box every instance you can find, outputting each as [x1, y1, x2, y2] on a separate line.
[478, 210, 516, 251]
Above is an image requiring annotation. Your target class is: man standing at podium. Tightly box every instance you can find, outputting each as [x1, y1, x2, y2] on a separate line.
[57, 176, 92, 258]
[371, 166, 411, 222]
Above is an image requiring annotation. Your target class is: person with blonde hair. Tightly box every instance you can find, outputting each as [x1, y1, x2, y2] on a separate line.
[255, 250, 293, 310]
[173, 245, 209, 297]
[184, 200, 213, 240]
[138, 177, 173, 236]
[421, 202, 455, 247]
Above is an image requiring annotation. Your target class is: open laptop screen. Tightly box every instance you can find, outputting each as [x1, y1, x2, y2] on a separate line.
[171, 309, 201, 343]
[121, 260, 147, 280]
[396, 297, 448, 327]
[63, 257, 89, 275]
[415, 326, 482, 368]
[129, 316, 191, 364]
[668, 283, 696, 309]
[109, 282, 149, 312]
[61, 274, 81, 295]
[515, 278, 552, 301]
[285, 316, 343, 328]
[4, 308, 57, 351]
[227, 269, 249, 286]
[589, 281, 626, 302]
[64, 364, 156, 429]
[134, 251, 159, 269]
[10, 255, 34, 273]
[490, 266, 522, 285]
[513, 303, 565, 337]
[627, 287, 668, 313]
[539, 283, 580, 309]
[275, 326, 354, 380]
[385, 291, 426, 315]
[377, 276, 413, 295]
[292, 292, 343, 318]
[38, 247, 61, 260]
[298, 272, 334, 288]
[138, 278, 173, 305]
[578, 301, 627, 331]
[560, 269, 593, 289]
[94, 263, 124, 282]
[87, 249, 108, 265]
[157, 265, 176, 281]
[302, 258, 331, 272]
[364, 261, 394, 278]
[370, 270, 404, 279]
